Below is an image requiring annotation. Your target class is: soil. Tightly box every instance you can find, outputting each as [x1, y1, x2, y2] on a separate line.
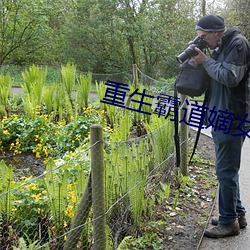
[158, 129, 217, 250]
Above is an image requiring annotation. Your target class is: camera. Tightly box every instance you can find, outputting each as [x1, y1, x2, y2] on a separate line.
[176, 36, 208, 64]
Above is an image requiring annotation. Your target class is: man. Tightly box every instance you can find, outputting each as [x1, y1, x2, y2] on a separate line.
[192, 15, 250, 238]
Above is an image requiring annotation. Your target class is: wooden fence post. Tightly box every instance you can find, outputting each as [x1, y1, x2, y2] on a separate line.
[91, 124, 106, 250]
[63, 175, 92, 250]
[180, 94, 188, 176]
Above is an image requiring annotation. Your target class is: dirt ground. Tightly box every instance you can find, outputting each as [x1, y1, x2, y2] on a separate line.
[159, 129, 217, 250]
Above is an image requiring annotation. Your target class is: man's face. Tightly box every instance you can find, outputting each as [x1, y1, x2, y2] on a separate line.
[196, 30, 222, 49]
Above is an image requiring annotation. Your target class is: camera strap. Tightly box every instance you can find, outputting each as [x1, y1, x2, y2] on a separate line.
[174, 85, 208, 168]
[188, 90, 208, 165]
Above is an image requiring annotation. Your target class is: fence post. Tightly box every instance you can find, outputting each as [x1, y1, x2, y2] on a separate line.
[63, 175, 92, 250]
[180, 94, 188, 176]
[91, 124, 106, 250]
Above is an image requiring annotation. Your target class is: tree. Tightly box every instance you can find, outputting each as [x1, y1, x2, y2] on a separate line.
[220, 0, 250, 39]
[0, 0, 50, 65]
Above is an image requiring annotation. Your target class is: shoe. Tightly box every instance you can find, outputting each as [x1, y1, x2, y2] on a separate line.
[204, 222, 240, 238]
[211, 214, 247, 229]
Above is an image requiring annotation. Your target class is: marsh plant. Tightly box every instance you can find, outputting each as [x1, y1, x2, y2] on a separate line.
[0, 73, 12, 117]
[76, 71, 92, 111]
[145, 114, 175, 165]
[60, 63, 76, 103]
[21, 65, 47, 118]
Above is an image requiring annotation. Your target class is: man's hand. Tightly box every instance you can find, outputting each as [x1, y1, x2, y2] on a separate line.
[192, 47, 207, 64]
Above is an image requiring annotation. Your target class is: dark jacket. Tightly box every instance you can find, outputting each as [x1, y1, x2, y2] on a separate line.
[203, 26, 250, 129]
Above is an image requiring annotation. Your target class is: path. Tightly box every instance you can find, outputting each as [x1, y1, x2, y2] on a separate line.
[199, 128, 250, 250]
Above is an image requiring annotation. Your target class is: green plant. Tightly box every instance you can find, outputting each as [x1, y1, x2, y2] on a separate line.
[117, 233, 163, 250]
[157, 182, 171, 203]
[96, 81, 108, 111]
[43, 84, 56, 114]
[12, 177, 49, 241]
[178, 173, 191, 189]
[21, 65, 47, 118]
[60, 62, 76, 102]
[144, 115, 175, 164]
[76, 72, 92, 110]
[0, 161, 15, 222]
[172, 190, 180, 210]
[0, 73, 12, 116]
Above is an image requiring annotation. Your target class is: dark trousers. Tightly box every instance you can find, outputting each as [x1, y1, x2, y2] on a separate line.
[211, 129, 246, 225]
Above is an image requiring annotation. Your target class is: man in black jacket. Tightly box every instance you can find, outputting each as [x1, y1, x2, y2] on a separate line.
[192, 15, 250, 238]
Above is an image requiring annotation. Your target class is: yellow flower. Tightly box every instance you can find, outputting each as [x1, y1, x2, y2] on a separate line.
[36, 152, 41, 159]
[65, 205, 74, 218]
[3, 130, 9, 135]
[71, 195, 76, 204]
[32, 193, 42, 201]
[26, 183, 37, 191]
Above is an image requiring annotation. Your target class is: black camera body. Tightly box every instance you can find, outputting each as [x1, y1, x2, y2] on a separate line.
[176, 36, 208, 63]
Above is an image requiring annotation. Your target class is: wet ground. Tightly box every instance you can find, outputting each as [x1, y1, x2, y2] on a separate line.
[0, 152, 45, 180]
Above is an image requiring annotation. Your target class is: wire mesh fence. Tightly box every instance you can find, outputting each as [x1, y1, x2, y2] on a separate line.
[0, 65, 191, 249]
[0, 117, 190, 249]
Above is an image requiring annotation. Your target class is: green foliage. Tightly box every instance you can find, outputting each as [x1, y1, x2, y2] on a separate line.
[0, 73, 179, 248]
[105, 136, 153, 227]
[0, 109, 101, 157]
[144, 115, 175, 164]
[0, 73, 12, 116]
[12, 176, 48, 240]
[43, 85, 56, 113]
[43, 159, 68, 230]
[61, 63, 76, 100]
[158, 182, 171, 203]
[0, 161, 14, 222]
[96, 81, 108, 111]
[13, 235, 46, 250]
[117, 233, 163, 250]
[21, 65, 47, 118]
[76, 72, 92, 110]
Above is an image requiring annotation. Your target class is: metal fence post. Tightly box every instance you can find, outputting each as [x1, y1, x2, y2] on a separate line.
[91, 124, 106, 250]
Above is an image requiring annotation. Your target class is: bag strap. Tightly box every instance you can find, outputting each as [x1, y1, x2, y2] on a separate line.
[188, 90, 208, 165]
[174, 82, 209, 167]
[174, 80, 180, 168]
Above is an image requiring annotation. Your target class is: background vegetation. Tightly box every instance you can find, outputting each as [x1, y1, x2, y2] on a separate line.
[0, 0, 249, 80]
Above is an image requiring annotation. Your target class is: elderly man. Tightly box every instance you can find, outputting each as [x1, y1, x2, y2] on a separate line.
[192, 15, 250, 238]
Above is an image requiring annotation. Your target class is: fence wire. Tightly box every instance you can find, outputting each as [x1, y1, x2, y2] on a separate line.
[0, 67, 191, 249]
[0, 118, 191, 249]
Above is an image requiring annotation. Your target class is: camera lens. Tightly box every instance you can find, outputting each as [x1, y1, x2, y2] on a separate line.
[176, 44, 198, 63]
